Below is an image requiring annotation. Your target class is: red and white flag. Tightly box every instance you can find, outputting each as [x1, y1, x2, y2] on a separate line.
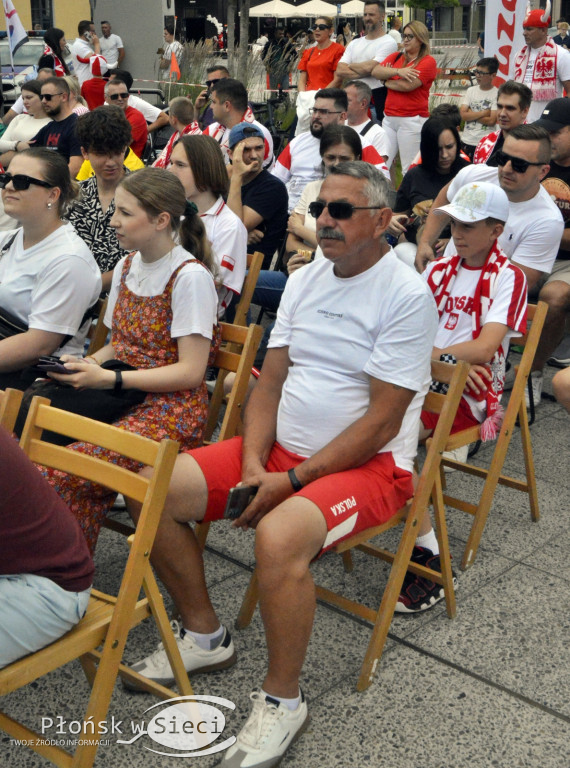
[2, 0, 28, 66]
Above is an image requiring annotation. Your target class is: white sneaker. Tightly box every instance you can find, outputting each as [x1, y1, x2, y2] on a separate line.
[442, 444, 469, 473]
[219, 689, 310, 767]
[525, 371, 543, 409]
[127, 620, 236, 688]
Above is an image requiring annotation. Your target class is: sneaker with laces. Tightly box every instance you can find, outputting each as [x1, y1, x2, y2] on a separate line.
[525, 371, 543, 409]
[442, 444, 469, 473]
[395, 546, 457, 614]
[219, 689, 309, 768]
[126, 620, 236, 688]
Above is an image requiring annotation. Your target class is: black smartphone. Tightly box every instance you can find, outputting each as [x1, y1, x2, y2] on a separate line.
[37, 356, 73, 375]
[223, 485, 258, 520]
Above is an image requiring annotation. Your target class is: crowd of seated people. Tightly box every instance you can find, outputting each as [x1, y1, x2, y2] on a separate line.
[2, 14, 570, 768]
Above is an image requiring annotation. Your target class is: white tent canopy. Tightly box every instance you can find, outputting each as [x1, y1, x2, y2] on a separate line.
[294, 0, 339, 18]
[340, 0, 366, 15]
[250, 0, 298, 18]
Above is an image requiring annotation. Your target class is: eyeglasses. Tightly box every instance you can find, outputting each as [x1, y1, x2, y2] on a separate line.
[312, 24, 331, 31]
[0, 172, 53, 191]
[308, 200, 383, 220]
[402, 33, 415, 41]
[206, 78, 221, 88]
[309, 108, 342, 116]
[473, 69, 492, 76]
[495, 150, 545, 173]
[108, 92, 129, 100]
[40, 92, 64, 101]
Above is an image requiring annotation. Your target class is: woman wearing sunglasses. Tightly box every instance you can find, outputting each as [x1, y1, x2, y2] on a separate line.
[296, 17, 345, 134]
[42, 168, 220, 553]
[371, 20, 436, 174]
[0, 148, 101, 391]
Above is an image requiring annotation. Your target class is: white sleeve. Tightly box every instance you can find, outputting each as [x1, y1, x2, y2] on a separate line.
[557, 46, 570, 80]
[364, 289, 438, 392]
[510, 214, 564, 273]
[294, 181, 315, 216]
[460, 86, 473, 107]
[171, 265, 218, 339]
[28, 255, 99, 336]
[213, 216, 248, 293]
[11, 95, 24, 115]
[128, 95, 161, 122]
[267, 269, 301, 349]
[103, 256, 126, 328]
[338, 39, 355, 65]
[115, 35, 124, 47]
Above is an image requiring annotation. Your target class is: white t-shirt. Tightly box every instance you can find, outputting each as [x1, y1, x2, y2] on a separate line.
[523, 43, 570, 122]
[388, 29, 402, 46]
[105, 245, 217, 339]
[201, 196, 248, 312]
[460, 85, 498, 147]
[268, 249, 438, 471]
[444, 164, 564, 273]
[9, 95, 24, 115]
[160, 40, 183, 75]
[99, 33, 123, 68]
[69, 38, 95, 85]
[0, 113, 51, 152]
[346, 118, 388, 159]
[339, 34, 398, 90]
[0, 224, 101, 356]
[424, 256, 527, 420]
[293, 178, 325, 261]
[128, 94, 162, 123]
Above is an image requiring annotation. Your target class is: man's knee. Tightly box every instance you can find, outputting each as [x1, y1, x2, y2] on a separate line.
[140, 453, 208, 524]
[539, 280, 570, 311]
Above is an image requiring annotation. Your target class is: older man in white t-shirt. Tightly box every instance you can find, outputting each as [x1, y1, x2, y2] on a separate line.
[125, 162, 438, 768]
[335, 0, 397, 122]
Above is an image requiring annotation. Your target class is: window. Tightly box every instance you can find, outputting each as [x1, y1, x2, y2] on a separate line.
[31, 0, 53, 30]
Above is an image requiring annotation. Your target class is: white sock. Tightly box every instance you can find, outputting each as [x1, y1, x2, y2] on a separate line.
[416, 530, 439, 555]
[183, 624, 224, 651]
[261, 688, 301, 711]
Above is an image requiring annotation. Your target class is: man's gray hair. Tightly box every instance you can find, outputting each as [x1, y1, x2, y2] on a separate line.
[345, 80, 372, 105]
[329, 161, 392, 209]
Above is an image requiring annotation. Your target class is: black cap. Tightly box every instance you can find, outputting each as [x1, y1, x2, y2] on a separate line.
[534, 98, 570, 131]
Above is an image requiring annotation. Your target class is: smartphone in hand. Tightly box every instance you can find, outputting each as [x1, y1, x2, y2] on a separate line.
[36, 355, 73, 375]
[224, 485, 258, 520]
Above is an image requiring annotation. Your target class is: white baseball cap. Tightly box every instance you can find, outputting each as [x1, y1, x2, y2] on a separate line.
[435, 182, 509, 224]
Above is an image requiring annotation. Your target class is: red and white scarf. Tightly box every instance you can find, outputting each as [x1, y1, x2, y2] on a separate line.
[152, 121, 202, 169]
[426, 242, 519, 440]
[473, 129, 501, 165]
[514, 37, 559, 102]
[42, 44, 66, 77]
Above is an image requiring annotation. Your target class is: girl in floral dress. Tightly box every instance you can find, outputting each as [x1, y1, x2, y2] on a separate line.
[44, 167, 221, 553]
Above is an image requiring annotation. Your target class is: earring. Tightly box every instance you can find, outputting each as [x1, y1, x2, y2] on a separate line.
[47, 202, 53, 208]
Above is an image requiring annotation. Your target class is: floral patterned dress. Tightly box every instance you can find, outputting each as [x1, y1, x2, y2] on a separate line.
[44, 252, 221, 554]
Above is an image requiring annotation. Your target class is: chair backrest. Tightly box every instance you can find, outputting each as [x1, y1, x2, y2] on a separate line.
[203, 322, 263, 442]
[509, 301, 547, 364]
[232, 251, 264, 328]
[0, 388, 23, 433]
[87, 296, 109, 356]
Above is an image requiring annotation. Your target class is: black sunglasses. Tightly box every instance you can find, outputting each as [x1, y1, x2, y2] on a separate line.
[206, 78, 221, 88]
[495, 150, 545, 173]
[309, 200, 383, 220]
[109, 92, 129, 100]
[0, 172, 53, 191]
[312, 24, 331, 31]
[40, 92, 64, 101]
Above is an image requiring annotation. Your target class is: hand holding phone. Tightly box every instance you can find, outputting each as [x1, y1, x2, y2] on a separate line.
[36, 355, 73, 375]
[224, 485, 258, 520]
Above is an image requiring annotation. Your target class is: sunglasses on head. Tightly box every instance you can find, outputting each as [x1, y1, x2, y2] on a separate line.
[0, 172, 53, 191]
[109, 92, 129, 100]
[308, 200, 383, 220]
[495, 150, 544, 173]
[40, 92, 64, 101]
[312, 24, 331, 31]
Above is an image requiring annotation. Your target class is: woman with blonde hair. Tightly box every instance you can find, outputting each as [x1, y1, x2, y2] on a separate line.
[42, 167, 221, 553]
[63, 75, 90, 115]
[371, 20, 436, 173]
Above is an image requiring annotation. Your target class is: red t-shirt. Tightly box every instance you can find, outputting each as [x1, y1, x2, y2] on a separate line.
[125, 105, 148, 158]
[298, 42, 345, 91]
[380, 52, 437, 118]
[81, 77, 106, 111]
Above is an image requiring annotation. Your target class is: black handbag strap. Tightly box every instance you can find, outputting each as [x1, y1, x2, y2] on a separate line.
[360, 120, 375, 136]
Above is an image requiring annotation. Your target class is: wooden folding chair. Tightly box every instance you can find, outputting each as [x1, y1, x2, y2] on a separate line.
[0, 387, 23, 432]
[232, 251, 264, 327]
[86, 296, 109, 357]
[235, 360, 470, 692]
[0, 398, 192, 768]
[104, 322, 263, 546]
[438, 301, 548, 571]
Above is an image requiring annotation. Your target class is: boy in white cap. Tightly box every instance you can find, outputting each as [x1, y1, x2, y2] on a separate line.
[397, 181, 528, 613]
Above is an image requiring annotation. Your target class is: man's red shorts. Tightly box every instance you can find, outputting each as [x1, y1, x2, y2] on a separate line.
[187, 437, 414, 556]
[421, 396, 480, 435]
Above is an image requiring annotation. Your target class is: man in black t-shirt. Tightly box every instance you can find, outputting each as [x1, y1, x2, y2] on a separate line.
[533, 99, 570, 375]
[15, 77, 82, 177]
[227, 122, 288, 270]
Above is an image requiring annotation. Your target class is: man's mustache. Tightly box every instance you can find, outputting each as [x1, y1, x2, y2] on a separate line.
[318, 228, 345, 241]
